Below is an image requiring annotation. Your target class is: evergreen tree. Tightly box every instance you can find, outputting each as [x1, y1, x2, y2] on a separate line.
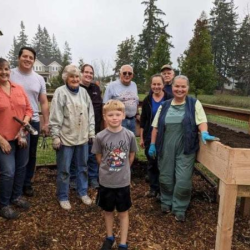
[31, 25, 44, 58]
[113, 36, 136, 74]
[133, 0, 172, 88]
[51, 41, 72, 88]
[210, 0, 238, 91]
[8, 21, 29, 67]
[235, 15, 250, 95]
[180, 12, 216, 97]
[7, 37, 19, 67]
[51, 34, 62, 62]
[78, 58, 84, 70]
[145, 34, 172, 84]
[40, 27, 53, 59]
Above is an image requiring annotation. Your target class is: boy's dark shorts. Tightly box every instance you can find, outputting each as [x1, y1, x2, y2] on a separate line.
[96, 185, 132, 212]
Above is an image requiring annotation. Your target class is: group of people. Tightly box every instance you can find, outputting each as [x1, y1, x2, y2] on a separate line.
[0, 46, 217, 250]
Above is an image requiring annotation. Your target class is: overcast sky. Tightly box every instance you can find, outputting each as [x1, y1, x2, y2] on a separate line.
[0, 0, 249, 73]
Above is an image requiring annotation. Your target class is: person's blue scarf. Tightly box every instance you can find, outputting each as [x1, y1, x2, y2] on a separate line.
[66, 83, 79, 94]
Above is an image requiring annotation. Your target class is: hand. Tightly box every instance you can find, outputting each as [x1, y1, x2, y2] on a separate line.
[139, 138, 145, 148]
[201, 131, 219, 144]
[52, 137, 61, 150]
[148, 143, 156, 158]
[17, 129, 28, 148]
[0, 138, 11, 154]
[41, 124, 50, 136]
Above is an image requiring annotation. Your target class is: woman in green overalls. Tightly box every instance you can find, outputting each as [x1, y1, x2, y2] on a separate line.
[148, 75, 217, 222]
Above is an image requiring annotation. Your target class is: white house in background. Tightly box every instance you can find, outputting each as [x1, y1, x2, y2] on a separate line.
[33, 58, 62, 84]
[223, 77, 237, 90]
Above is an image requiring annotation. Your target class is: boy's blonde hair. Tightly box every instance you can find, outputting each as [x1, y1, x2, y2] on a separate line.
[103, 100, 125, 114]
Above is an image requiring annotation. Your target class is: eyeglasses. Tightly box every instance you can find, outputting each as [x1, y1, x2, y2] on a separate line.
[122, 71, 133, 76]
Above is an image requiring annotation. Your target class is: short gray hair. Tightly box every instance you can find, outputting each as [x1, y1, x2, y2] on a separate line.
[173, 75, 189, 86]
[120, 64, 133, 73]
[62, 65, 81, 83]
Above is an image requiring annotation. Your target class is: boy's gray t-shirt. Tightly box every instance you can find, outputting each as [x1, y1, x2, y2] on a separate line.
[92, 128, 138, 188]
[10, 68, 47, 122]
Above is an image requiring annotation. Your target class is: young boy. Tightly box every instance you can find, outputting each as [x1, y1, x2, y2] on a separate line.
[92, 100, 138, 250]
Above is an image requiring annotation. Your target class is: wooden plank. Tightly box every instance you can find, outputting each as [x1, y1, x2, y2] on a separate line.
[238, 186, 250, 197]
[197, 141, 234, 183]
[215, 181, 237, 250]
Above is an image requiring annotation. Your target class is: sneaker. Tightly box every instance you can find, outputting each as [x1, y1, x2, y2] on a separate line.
[100, 238, 115, 250]
[118, 244, 128, 250]
[90, 179, 99, 189]
[23, 186, 34, 197]
[59, 200, 71, 210]
[0, 206, 19, 219]
[162, 205, 171, 214]
[81, 195, 92, 205]
[12, 197, 30, 210]
[145, 190, 157, 198]
[175, 213, 186, 222]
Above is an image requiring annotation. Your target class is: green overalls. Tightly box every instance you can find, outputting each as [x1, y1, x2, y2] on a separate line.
[158, 103, 196, 216]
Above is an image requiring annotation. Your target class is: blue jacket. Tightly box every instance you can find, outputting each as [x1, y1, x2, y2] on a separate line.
[156, 96, 199, 156]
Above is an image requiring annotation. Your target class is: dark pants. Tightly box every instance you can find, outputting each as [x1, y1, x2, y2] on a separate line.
[24, 121, 40, 188]
[0, 140, 29, 207]
[88, 143, 99, 181]
[145, 140, 159, 192]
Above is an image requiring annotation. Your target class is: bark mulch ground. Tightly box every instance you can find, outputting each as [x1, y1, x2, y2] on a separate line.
[1, 123, 250, 250]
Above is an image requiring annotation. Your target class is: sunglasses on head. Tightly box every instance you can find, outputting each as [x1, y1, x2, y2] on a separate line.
[122, 71, 133, 76]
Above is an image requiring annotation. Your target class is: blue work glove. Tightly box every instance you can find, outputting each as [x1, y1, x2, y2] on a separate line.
[201, 131, 218, 144]
[148, 143, 156, 158]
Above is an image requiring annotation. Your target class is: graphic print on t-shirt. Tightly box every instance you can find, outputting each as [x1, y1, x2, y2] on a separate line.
[105, 140, 128, 172]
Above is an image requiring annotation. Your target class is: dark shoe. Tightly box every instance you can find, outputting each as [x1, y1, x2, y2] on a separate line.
[145, 190, 157, 198]
[100, 238, 115, 250]
[90, 179, 100, 189]
[118, 244, 128, 250]
[23, 186, 34, 197]
[12, 197, 31, 210]
[175, 213, 186, 222]
[0, 206, 19, 219]
[162, 205, 171, 214]
[156, 193, 161, 203]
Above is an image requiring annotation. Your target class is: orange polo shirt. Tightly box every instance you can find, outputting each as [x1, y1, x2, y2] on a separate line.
[0, 81, 33, 141]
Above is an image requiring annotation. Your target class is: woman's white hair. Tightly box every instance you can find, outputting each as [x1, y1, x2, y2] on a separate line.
[173, 75, 190, 86]
[62, 64, 81, 83]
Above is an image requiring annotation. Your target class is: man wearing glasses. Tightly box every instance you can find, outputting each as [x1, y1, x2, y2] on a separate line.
[103, 65, 139, 134]
[160, 64, 175, 95]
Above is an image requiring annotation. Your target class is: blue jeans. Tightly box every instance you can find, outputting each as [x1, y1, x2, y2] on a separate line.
[0, 140, 29, 207]
[87, 143, 99, 181]
[70, 142, 99, 183]
[57, 143, 88, 201]
[122, 117, 136, 135]
[24, 121, 40, 187]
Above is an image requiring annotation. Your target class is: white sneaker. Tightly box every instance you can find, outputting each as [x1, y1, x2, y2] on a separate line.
[59, 200, 71, 210]
[81, 195, 92, 205]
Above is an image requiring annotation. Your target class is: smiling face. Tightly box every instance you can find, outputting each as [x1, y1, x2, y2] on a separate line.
[151, 76, 164, 95]
[172, 77, 189, 101]
[120, 65, 134, 85]
[18, 49, 35, 73]
[67, 74, 80, 89]
[81, 65, 94, 86]
[104, 110, 125, 129]
[0, 61, 10, 85]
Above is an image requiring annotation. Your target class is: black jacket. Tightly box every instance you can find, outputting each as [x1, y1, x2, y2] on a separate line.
[140, 91, 172, 141]
[80, 83, 103, 134]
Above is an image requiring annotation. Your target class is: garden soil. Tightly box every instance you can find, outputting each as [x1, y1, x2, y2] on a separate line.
[0, 123, 250, 250]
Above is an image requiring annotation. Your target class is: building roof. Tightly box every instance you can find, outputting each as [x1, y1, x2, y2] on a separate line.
[37, 57, 62, 66]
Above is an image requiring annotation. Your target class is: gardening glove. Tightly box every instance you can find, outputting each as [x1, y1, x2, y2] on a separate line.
[52, 137, 61, 150]
[17, 128, 28, 148]
[148, 143, 156, 158]
[201, 131, 219, 144]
